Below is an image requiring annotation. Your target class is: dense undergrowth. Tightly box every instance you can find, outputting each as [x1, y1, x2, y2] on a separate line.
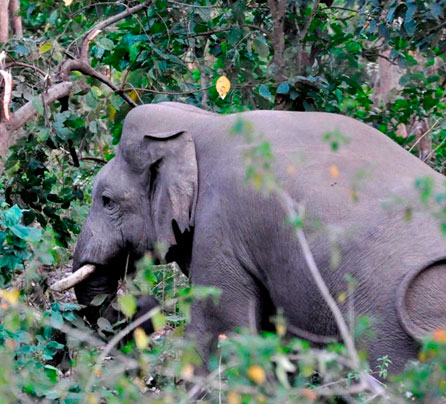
[2, 0, 446, 402]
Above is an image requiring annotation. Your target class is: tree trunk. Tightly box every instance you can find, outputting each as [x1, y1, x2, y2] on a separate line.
[9, 0, 22, 37]
[0, 0, 9, 43]
[373, 50, 408, 138]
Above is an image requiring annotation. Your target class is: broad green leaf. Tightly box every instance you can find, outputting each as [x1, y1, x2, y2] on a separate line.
[252, 35, 269, 59]
[32, 97, 44, 116]
[118, 294, 137, 317]
[97, 317, 113, 332]
[90, 294, 108, 306]
[39, 42, 53, 55]
[277, 82, 290, 94]
[97, 37, 114, 51]
[11, 225, 41, 242]
[4, 205, 23, 227]
[152, 309, 167, 331]
[259, 85, 273, 102]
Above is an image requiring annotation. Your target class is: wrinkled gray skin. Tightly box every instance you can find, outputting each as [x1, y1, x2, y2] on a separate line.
[73, 102, 446, 374]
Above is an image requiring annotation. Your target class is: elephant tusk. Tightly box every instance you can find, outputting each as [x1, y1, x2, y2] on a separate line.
[50, 264, 96, 292]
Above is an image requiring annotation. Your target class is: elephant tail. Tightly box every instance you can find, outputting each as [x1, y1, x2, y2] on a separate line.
[396, 258, 446, 342]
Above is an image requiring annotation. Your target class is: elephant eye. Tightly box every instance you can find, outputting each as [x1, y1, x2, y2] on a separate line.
[102, 195, 116, 210]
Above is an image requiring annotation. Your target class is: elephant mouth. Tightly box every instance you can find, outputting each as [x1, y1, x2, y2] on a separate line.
[73, 263, 121, 306]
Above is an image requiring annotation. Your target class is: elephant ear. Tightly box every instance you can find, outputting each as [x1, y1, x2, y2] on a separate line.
[396, 259, 446, 341]
[143, 130, 198, 252]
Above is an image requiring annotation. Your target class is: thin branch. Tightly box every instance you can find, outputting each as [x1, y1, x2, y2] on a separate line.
[83, 306, 160, 398]
[299, 0, 320, 40]
[188, 24, 271, 39]
[168, 0, 221, 8]
[6, 81, 73, 132]
[59, 59, 137, 107]
[408, 118, 440, 152]
[0, 0, 9, 43]
[81, 156, 107, 165]
[275, 189, 385, 397]
[123, 85, 214, 95]
[82, 0, 151, 47]
[9, 0, 22, 36]
[5, 61, 48, 78]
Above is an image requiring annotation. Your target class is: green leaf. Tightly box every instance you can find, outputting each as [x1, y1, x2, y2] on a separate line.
[32, 97, 44, 116]
[277, 82, 290, 94]
[11, 225, 41, 242]
[118, 294, 137, 317]
[152, 309, 167, 331]
[4, 205, 23, 227]
[97, 37, 114, 51]
[90, 293, 108, 306]
[39, 42, 53, 55]
[252, 35, 269, 59]
[97, 317, 114, 332]
[259, 85, 273, 102]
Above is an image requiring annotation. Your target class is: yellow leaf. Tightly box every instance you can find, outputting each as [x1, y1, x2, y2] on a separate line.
[227, 391, 241, 404]
[433, 329, 446, 343]
[134, 327, 149, 350]
[0, 289, 19, 304]
[87, 393, 98, 404]
[181, 364, 194, 379]
[276, 323, 286, 337]
[302, 388, 317, 402]
[247, 365, 266, 384]
[64, 0, 73, 6]
[329, 165, 339, 178]
[152, 310, 166, 331]
[129, 90, 139, 101]
[39, 42, 53, 55]
[216, 75, 231, 99]
[337, 291, 347, 303]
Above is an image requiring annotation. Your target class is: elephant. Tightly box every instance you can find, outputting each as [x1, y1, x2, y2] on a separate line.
[61, 101, 446, 376]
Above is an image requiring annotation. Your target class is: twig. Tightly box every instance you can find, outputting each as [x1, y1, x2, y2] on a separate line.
[408, 118, 440, 152]
[423, 134, 446, 162]
[5, 62, 48, 78]
[81, 156, 107, 165]
[187, 24, 271, 39]
[275, 189, 385, 397]
[299, 0, 320, 40]
[83, 306, 161, 399]
[168, 0, 221, 8]
[122, 85, 214, 95]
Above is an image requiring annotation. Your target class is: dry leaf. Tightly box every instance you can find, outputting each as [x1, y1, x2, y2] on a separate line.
[329, 164, 339, 178]
[216, 75, 231, 99]
[247, 365, 266, 384]
[0, 289, 19, 304]
[134, 327, 149, 349]
[64, 0, 73, 6]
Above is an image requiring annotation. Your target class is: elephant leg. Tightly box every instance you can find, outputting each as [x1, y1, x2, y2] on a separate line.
[185, 263, 266, 368]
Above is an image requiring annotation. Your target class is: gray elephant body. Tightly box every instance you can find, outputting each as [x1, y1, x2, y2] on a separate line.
[73, 102, 446, 374]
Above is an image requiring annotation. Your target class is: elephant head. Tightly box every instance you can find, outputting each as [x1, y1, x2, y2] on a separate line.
[61, 111, 198, 323]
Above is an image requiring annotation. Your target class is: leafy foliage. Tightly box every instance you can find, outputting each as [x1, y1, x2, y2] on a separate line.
[2, 0, 446, 403]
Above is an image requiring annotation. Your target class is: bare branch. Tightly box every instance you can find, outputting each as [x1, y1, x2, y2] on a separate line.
[267, 0, 286, 82]
[0, 0, 9, 43]
[58, 59, 137, 107]
[299, 0, 320, 40]
[5, 61, 48, 78]
[9, 0, 22, 36]
[84, 306, 161, 396]
[0, 69, 12, 121]
[187, 24, 271, 39]
[6, 81, 73, 132]
[275, 189, 385, 397]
